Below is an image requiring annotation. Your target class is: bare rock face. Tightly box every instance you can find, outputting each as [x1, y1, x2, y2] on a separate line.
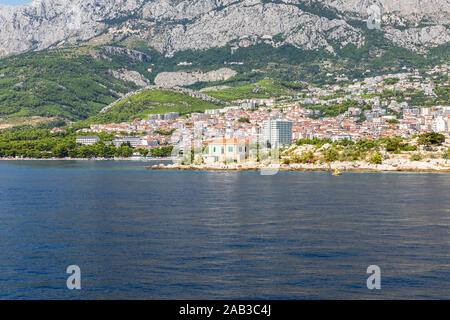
[154, 68, 238, 87]
[0, 0, 448, 58]
[109, 69, 150, 87]
[0, 0, 146, 57]
[103, 46, 151, 62]
[146, 1, 363, 56]
[324, 0, 450, 22]
[384, 25, 450, 52]
[322, 0, 450, 52]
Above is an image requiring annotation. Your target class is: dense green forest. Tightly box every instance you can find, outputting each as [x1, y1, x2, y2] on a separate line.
[0, 48, 141, 120]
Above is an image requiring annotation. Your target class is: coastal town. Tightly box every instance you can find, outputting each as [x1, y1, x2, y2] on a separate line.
[65, 65, 450, 171]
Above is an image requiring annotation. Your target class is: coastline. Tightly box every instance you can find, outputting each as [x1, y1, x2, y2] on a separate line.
[2, 158, 448, 173]
[0, 157, 173, 161]
[147, 161, 450, 174]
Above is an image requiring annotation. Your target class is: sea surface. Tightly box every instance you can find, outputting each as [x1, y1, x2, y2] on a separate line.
[0, 160, 448, 299]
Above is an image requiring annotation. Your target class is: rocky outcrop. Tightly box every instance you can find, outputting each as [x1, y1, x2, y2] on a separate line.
[103, 46, 151, 62]
[146, 1, 364, 55]
[109, 69, 150, 87]
[154, 68, 238, 87]
[384, 25, 450, 52]
[324, 0, 450, 23]
[150, 159, 450, 173]
[0, 0, 448, 58]
[0, 0, 146, 57]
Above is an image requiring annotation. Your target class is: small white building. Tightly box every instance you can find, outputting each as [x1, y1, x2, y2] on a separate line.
[203, 138, 249, 164]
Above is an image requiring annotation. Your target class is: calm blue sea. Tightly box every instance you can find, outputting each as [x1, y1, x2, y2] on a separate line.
[0, 160, 448, 299]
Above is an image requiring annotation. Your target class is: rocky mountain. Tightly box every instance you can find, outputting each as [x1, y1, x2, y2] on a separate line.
[0, 0, 449, 58]
[154, 68, 238, 87]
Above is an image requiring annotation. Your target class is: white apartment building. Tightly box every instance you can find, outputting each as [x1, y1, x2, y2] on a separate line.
[76, 136, 100, 145]
[113, 137, 142, 148]
[263, 119, 293, 147]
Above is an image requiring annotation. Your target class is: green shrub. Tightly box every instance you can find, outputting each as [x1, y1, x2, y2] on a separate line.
[324, 148, 339, 162]
[292, 155, 301, 163]
[300, 151, 316, 163]
[418, 132, 445, 146]
[238, 117, 250, 123]
[401, 145, 417, 152]
[371, 154, 382, 164]
[296, 138, 332, 147]
[410, 153, 422, 161]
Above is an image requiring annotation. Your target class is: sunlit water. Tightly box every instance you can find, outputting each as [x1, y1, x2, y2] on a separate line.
[0, 160, 448, 299]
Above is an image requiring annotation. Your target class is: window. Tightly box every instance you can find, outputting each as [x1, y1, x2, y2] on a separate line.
[228, 146, 233, 152]
[213, 146, 216, 153]
[221, 147, 224, 154]
[239, 147, 242, 152]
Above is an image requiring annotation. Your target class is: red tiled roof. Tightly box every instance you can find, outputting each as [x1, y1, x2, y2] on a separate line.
[207, 138, 248, 145]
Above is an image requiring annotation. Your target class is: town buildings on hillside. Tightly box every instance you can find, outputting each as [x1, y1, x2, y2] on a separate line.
[75, 65, 449, 162]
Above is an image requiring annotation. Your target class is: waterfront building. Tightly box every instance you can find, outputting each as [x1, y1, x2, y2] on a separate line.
[204, 138, 249, 164]
[113, 137, 142, 148]
[76, 136, 100, 145]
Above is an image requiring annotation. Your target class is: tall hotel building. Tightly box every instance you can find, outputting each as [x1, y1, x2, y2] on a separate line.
[263, 119, 293, 147]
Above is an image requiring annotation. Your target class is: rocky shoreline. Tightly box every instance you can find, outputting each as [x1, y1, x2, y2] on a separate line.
[147, 160, 450, 174]
[0, 157, 172, 161]
[2, 158, 448, 173]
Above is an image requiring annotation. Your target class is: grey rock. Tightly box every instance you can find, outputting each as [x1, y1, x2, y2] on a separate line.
[384, 25, 450, 52]
[103, 46, 151, 62]
[109, 69, 150, 87]
[146, 0, 363, 56]
[0, 0, 448, 58]
[154, 68, 238, 87]
[0, 0, 145, 57]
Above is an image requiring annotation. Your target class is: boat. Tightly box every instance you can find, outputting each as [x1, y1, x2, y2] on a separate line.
[332, 169, 343, 176]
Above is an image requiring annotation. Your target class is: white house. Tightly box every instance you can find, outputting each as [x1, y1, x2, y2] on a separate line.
[203, 138, 249, 164]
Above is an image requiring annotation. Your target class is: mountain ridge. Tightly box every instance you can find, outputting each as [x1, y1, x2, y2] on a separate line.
[0, 0, 449, 58]
[0, 0, 449, 126]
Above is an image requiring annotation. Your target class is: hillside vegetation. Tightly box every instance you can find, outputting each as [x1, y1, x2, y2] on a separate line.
[200, 78, 304, 101]
[89, 89, 222, 124]
[0, 47, 147, 120]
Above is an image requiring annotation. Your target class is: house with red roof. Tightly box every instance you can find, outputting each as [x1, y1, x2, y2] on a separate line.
[204, 138, 249, 164]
